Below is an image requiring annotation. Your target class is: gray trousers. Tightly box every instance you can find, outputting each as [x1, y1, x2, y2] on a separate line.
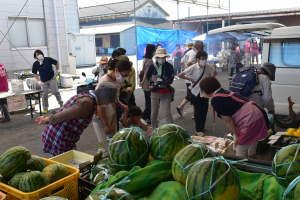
[41, 75, 63, 110]
[252, 54, 259, 64]
[0, 104, 11, 120]
[245, 53, 251, 67]
[151, 97, 173, 129]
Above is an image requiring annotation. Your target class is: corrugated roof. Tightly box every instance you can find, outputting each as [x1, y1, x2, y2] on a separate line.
[79, 0, 169, 19]
[176, 7, 300, 21]
[80, 17, 176, 30]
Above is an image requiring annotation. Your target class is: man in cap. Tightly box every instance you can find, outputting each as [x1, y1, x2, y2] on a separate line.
[146, 48, 174, 132]
[244, 38, 252, 68]
[35, 82, 118, 156]
[248, 62, 276, 115]
[93, 56, 109, 79]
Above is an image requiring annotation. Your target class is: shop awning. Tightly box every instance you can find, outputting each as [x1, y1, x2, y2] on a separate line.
[80, 24, 135, 35]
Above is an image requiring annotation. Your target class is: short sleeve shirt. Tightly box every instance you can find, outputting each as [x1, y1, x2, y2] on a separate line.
[32, 57, 57, 82]
[251, 43, 259, 54]
[244, 42, 251, 53]
[184, 62, 215, 97]
[187, 48, 198, 64]
[211, 89, 244, 118]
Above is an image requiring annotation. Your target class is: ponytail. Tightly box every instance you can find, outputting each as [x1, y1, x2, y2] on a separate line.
[108, 59, 119, 71]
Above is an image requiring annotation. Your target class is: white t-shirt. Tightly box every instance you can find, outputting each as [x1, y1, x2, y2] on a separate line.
[184, 62, 215, 97]
[187, 48, 198, 64]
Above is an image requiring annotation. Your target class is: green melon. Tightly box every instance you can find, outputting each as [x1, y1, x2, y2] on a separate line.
[87, 188, 134, 200]
[0, 146, 31, 178]
[282, 175, 300, 200]
[172, 143, 216, 184]
[42, 164, 68, 183]
[186, 157, 240, 200]
[92, 168, 113, 185]
[8, 172, 26, 189]
[96, 157, 113, 169]
[19, 170, 49, 192]
[272, 144, 300, 187]
[28, 156, 47, 171]
[150, 124, 190, 161]
[109, 127, 150, 171]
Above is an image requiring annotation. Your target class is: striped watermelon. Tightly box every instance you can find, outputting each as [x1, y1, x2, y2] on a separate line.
[28, 156, 47, 172]
[19, 170, 49, 192]
[87, 188, 134, 200]
[109, 127, 150, 171]
[150, 124, 190, 161]
[186, 157, 240, 200]
[97, 157, 113, 169]
[42, 164, 68, 183]
[8, 172, 26, 189]
[0, 146, 31, 178]
[172, 143, 216, 184]
[92, 167, 119, 185]
[272, 144, 300, 187]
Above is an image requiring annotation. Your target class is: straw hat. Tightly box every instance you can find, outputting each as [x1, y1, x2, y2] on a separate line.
[153, 48, 170, 58]
[187, 42, 193, 48]
[96, 56, 108, 64]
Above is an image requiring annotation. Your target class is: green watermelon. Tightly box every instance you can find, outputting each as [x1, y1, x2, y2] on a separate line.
[28, 156, 47, 171]
[42, 164, 68, 183]
[87, 188, 134, 200]
[150, 124, 190, 161]
[272, 144, 300, 187]
[0, 146, 31, 178]
[92, 167, 120, 185]
[186, 157, 240, 200]
[8, 172, 26, 189]
[172, 143, 216, 184]
[97, 157, 113, 168]
[19, 170, 49, 192]
[109, 127, 150, 171]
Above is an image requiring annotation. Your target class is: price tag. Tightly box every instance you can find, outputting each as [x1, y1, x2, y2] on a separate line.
[95, 141, 106, 151]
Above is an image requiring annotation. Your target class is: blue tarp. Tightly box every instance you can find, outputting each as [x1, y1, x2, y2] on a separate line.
[136, 26, 197, 60]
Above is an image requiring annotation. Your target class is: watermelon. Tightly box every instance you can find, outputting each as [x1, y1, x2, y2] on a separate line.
[172, 143, 216, 184]
[150, 124, 190, 161]
[87, 187, 134, 200]
[28, 156, 47, 171]
[42, 164, 68, 183]
[282, 175, 300, 200]
[186, 157, 240, 200]
[0, 146, 31, 178]
[109, 127, 150, 171]
[97, 157, 113, 168]
[19, 170, 49, 192]
[92, 167, 119, 185]
[8, 172, 26, 189]
[40, 197, 67, 200]
[272, 144, 300, 187]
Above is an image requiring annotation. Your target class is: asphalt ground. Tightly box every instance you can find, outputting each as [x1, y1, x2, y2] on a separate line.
[0, 66, 285, 160]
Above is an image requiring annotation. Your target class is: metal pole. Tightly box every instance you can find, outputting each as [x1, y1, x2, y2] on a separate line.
[229, 0, 230, 26]
[207, 0, 208, 34]
[42, 0, 49, 56]
[134, 0, 139, 88]
[177, 0, 179, 44]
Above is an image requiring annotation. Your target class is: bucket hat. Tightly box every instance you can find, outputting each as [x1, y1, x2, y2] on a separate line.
[262, 62, 276, 81]
[153, 48, 170, 58]
[96, 56, 108, 64]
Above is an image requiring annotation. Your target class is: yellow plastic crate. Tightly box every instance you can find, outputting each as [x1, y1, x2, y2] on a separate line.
[0, 158, 79, 200]
[49, 150, 95, 168]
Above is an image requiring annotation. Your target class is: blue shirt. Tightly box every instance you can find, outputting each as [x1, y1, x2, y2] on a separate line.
[32, 57, 57, 82]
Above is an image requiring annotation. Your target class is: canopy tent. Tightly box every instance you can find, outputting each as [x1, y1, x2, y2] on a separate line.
[192, 32, 253, 42]
[136, 26, 197, 60]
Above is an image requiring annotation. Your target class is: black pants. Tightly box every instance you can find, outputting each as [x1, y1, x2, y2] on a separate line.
[191, 94, 209, 132]
[142, 91, 151, 121]
[116, 92, 136, 131]
[230, 66, 240, 77]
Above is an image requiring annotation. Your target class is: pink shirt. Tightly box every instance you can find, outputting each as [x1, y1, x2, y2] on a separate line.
[244, 42, 251, 53]
[96, 74, 121, 96]
[172, 49, 184, 57]
[212, 44, 218, 54]
[0, 63, 9, 92]
[251, 43, 259, 54]
[236, 44, 240, 53]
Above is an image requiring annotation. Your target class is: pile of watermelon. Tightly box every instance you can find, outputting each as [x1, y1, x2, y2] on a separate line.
[0, 146, 69, 193]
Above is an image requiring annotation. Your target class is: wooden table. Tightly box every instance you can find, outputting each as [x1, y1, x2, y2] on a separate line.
[0, 90, 43, 118]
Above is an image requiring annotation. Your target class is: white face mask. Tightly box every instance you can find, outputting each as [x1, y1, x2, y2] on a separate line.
[199, 60, 207, 67]
[176, 47, 179, 50]
[157, 46, 161, 49]
[37, 54, 44, 60]
[157, 58, 166, 65]
[116, 72, 127, 83]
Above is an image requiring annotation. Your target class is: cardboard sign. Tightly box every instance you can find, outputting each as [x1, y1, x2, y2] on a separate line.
[7, 95, 27, 112]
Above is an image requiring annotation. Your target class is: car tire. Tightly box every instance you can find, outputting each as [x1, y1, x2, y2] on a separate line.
[274, 114, 299, 128]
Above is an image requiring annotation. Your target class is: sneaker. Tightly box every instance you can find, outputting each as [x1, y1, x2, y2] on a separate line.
[228, 77, 233, 80]
[176, 107, 182, 117]
[0, 118, 12, 123]
[42, 110, 48, 114]
[195, 132, 204, 137]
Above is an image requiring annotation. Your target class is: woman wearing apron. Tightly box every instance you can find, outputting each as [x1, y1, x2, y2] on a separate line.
[172, 44, 184, 75]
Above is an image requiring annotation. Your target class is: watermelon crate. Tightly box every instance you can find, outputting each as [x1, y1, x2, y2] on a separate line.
[0, 157, 80, 200]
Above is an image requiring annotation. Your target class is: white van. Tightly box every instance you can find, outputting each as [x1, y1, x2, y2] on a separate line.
[209, 23, 300, 128]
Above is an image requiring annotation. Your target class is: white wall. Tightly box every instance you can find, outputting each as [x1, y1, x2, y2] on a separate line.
[132, 2, 166, 19]
[0, 0, 69, 78]
[64, 0, 80, 33]
[120, 27, 136, 55]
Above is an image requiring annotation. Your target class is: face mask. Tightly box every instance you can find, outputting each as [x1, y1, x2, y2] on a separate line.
[157, 46, 161, 49]
[157, 58, 166, 64]
[199, 60, 207, 67]
[176, 47, 179, 50]
[37, 55, 44, 60]
[116, 72, 127, 83]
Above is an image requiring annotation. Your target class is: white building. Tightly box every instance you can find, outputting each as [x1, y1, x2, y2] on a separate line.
[0, 0, 70, 79]
[64, 0, 80, 33]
